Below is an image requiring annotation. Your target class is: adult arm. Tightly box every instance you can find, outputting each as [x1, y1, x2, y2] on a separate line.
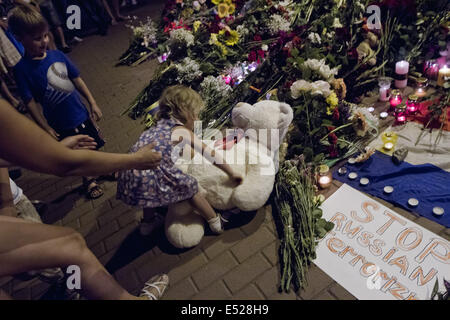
[0, 168, 16, 217]
[0, 100, 161, 176]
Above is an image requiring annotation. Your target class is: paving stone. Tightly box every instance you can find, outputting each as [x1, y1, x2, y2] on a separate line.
[168, 249, 209, 285]
[202, 228, 246, 260]
[232, 284, 266, 300]
[313, 290, 337, 300]
[192, 251, 239, 290]
[163, 277, 198, 300]
[415, 217, 446, 235]
[136, 254, 180, 284]
[104, 221, 138, 251]
[267, 290, 297, 300]
[114, 268, 140, 294]
[85, 220, 119, 247]
[223, 253, 272, 294]
[97, 203, 132, 227]
[328, 283, 357, 300]
[298, 265, 336, 300]
[254, 266, 280, 298]
[191, 280, 232, 300]
[230, 227, 276, 263]
[240, 207, 270, 236]
[261, 241, 279, 266]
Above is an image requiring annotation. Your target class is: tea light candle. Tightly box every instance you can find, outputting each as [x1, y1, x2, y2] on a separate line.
[389, 90, 402, 109]
[437, 65, 450, 87]
[395, 60, 409, 88]
[318, 175, 332, 188]
[348, 172, 358, 180]
[408, 198, 419, 207]
[383, 142, 394, 150]
[368, 106, 375, 113]
[360, 178, 369, 186]
[383, 186, 394, 194]
[380, 112, 389, 119]
[406, 95, 419, 115]
[433, 207, 444, 216]
[317, 164, 333, 189]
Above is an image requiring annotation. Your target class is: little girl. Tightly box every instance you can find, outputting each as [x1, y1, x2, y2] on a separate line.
[117, 85, 243, 235]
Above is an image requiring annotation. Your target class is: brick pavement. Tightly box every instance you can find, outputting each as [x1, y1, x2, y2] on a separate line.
[1, 1, 449, 300]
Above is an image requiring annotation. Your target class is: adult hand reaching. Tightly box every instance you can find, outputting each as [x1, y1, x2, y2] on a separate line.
[133, 142, 162, 170]
[60, 135, 98, 150]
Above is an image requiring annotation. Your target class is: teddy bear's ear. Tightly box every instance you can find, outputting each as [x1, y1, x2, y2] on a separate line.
[278, 103, 293, 126]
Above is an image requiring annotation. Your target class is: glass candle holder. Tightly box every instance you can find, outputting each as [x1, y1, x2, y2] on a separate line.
[423, 60, 439, 80]
[389, 89, 402, 109]
[395, 60, 409, 88]
[394, 104, 407, 124]
[437, 65, 450, 87]
[382, 131, 398, 145]
[378, 77, 392, 102]
[414, 77, 428, 98]
[406, 94, 419, 115]
[317, 165, 332, 189]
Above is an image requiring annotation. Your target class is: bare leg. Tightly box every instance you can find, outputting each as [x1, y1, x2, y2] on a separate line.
[0, 289, 13, 300]
[111, 0, 127, 20]
[55, 27, 70, 49]
[188, 192, 217, 221]
[0, 215, 136, 300]
[101, 0, 118, 25]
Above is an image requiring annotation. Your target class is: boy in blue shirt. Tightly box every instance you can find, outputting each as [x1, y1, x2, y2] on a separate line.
[10, 5, 105, 199]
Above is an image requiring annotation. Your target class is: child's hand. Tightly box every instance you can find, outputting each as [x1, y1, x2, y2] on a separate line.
[46, 127, 60, 140]
[61, 135, 97, 150]
[230, 172, 243, 185]
[90, 104, 103, 122]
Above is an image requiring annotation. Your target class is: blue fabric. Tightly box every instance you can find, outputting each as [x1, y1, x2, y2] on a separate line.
[13, 50, 88, 132]
[333, 151, 450, 228]
[5, 29, 24, 56]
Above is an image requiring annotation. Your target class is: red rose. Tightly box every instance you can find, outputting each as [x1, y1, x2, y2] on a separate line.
[328, 132, 338, 145]
[328, 145, 339, 158]
[253, 35, 262, 42]
[332, 108, 340, 121]
[248, 51, 257, 62]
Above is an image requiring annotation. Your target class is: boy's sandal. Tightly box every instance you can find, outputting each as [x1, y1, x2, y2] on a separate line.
[139, 274, 169, 300]
[84, 179, 104, 199]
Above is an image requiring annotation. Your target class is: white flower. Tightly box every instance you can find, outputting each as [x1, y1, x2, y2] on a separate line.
[199, 0, 206, 3]
[302, 59, 338, 81]
[128, 17, 157, 47]
[290, 80, 312, 99]
[200, 76, 232, 108]
[266, 14, 291, 35]
[236, 25, 249, 42]
[193, 1, 201, 11]
[175, 57, 202, 83]
[310, 80, 331, 97]
[169, 28, 195, 47]
[290, 80, 332, 98]
[308, 32, 321, 44]
[261, 44, 269, 51]
[332, 18, 343, 28]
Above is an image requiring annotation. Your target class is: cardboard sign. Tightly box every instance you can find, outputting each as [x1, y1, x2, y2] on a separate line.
[314, 184, 450, 300]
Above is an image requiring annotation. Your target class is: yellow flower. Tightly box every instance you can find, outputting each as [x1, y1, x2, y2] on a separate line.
[219, 43, 228, 55]
[228, 3, 235, 14]
[193, 20, 201, 32]
[211, 0, 221, 5]
[218, 28, 239, 46]
[218, 3, 229, 18]
[326, 91, 339, 108]
[224, 0, 232, 4]
[209, 33, 218, 45]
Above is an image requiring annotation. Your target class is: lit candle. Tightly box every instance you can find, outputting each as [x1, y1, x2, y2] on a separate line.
[317, 165, 332, 189]
[389, 89, 402, 109]
[437, 65, 450, 87]
[414, 77, 428, 98]
[378, 77, 392, 102]
[394, 104, 407, 124]
[379, 112, 389, 119]
[395, 60, 409, 88]
[383, 142, 394, 150]
[406, 95, 419, 115]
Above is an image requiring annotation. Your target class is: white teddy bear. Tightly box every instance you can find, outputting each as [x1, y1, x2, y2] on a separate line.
[165, 100, 293, 248]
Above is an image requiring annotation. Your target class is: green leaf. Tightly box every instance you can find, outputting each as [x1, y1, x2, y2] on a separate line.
[431, 279, 439, 299]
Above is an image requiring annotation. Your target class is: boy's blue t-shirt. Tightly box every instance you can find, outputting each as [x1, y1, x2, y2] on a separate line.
[13, 50, 88, 132]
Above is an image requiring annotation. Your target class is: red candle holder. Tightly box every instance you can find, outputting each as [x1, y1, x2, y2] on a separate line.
[406, 94, 419, 115]
[389, 89, 402, 110]
[395, 104, 407, 124]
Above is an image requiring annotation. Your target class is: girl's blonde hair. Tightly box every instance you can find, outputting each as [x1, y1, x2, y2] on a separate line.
[156, 85, 205, 124]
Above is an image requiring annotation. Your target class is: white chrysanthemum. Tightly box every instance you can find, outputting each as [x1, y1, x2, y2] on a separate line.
[290, 80, 332, 98]
[332, 18, 343, 28]
[308, 32, 321, 44]
[267, 14, 291, 35]
[175, 57, 202, 83]
[129, 17, 157, 47]
[236, 25, 249, 43]
[169, 28, 195, 47]
[290, 80, 312, 99]
[200, 76, 232, 107]
[302, 59, 338, 81]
